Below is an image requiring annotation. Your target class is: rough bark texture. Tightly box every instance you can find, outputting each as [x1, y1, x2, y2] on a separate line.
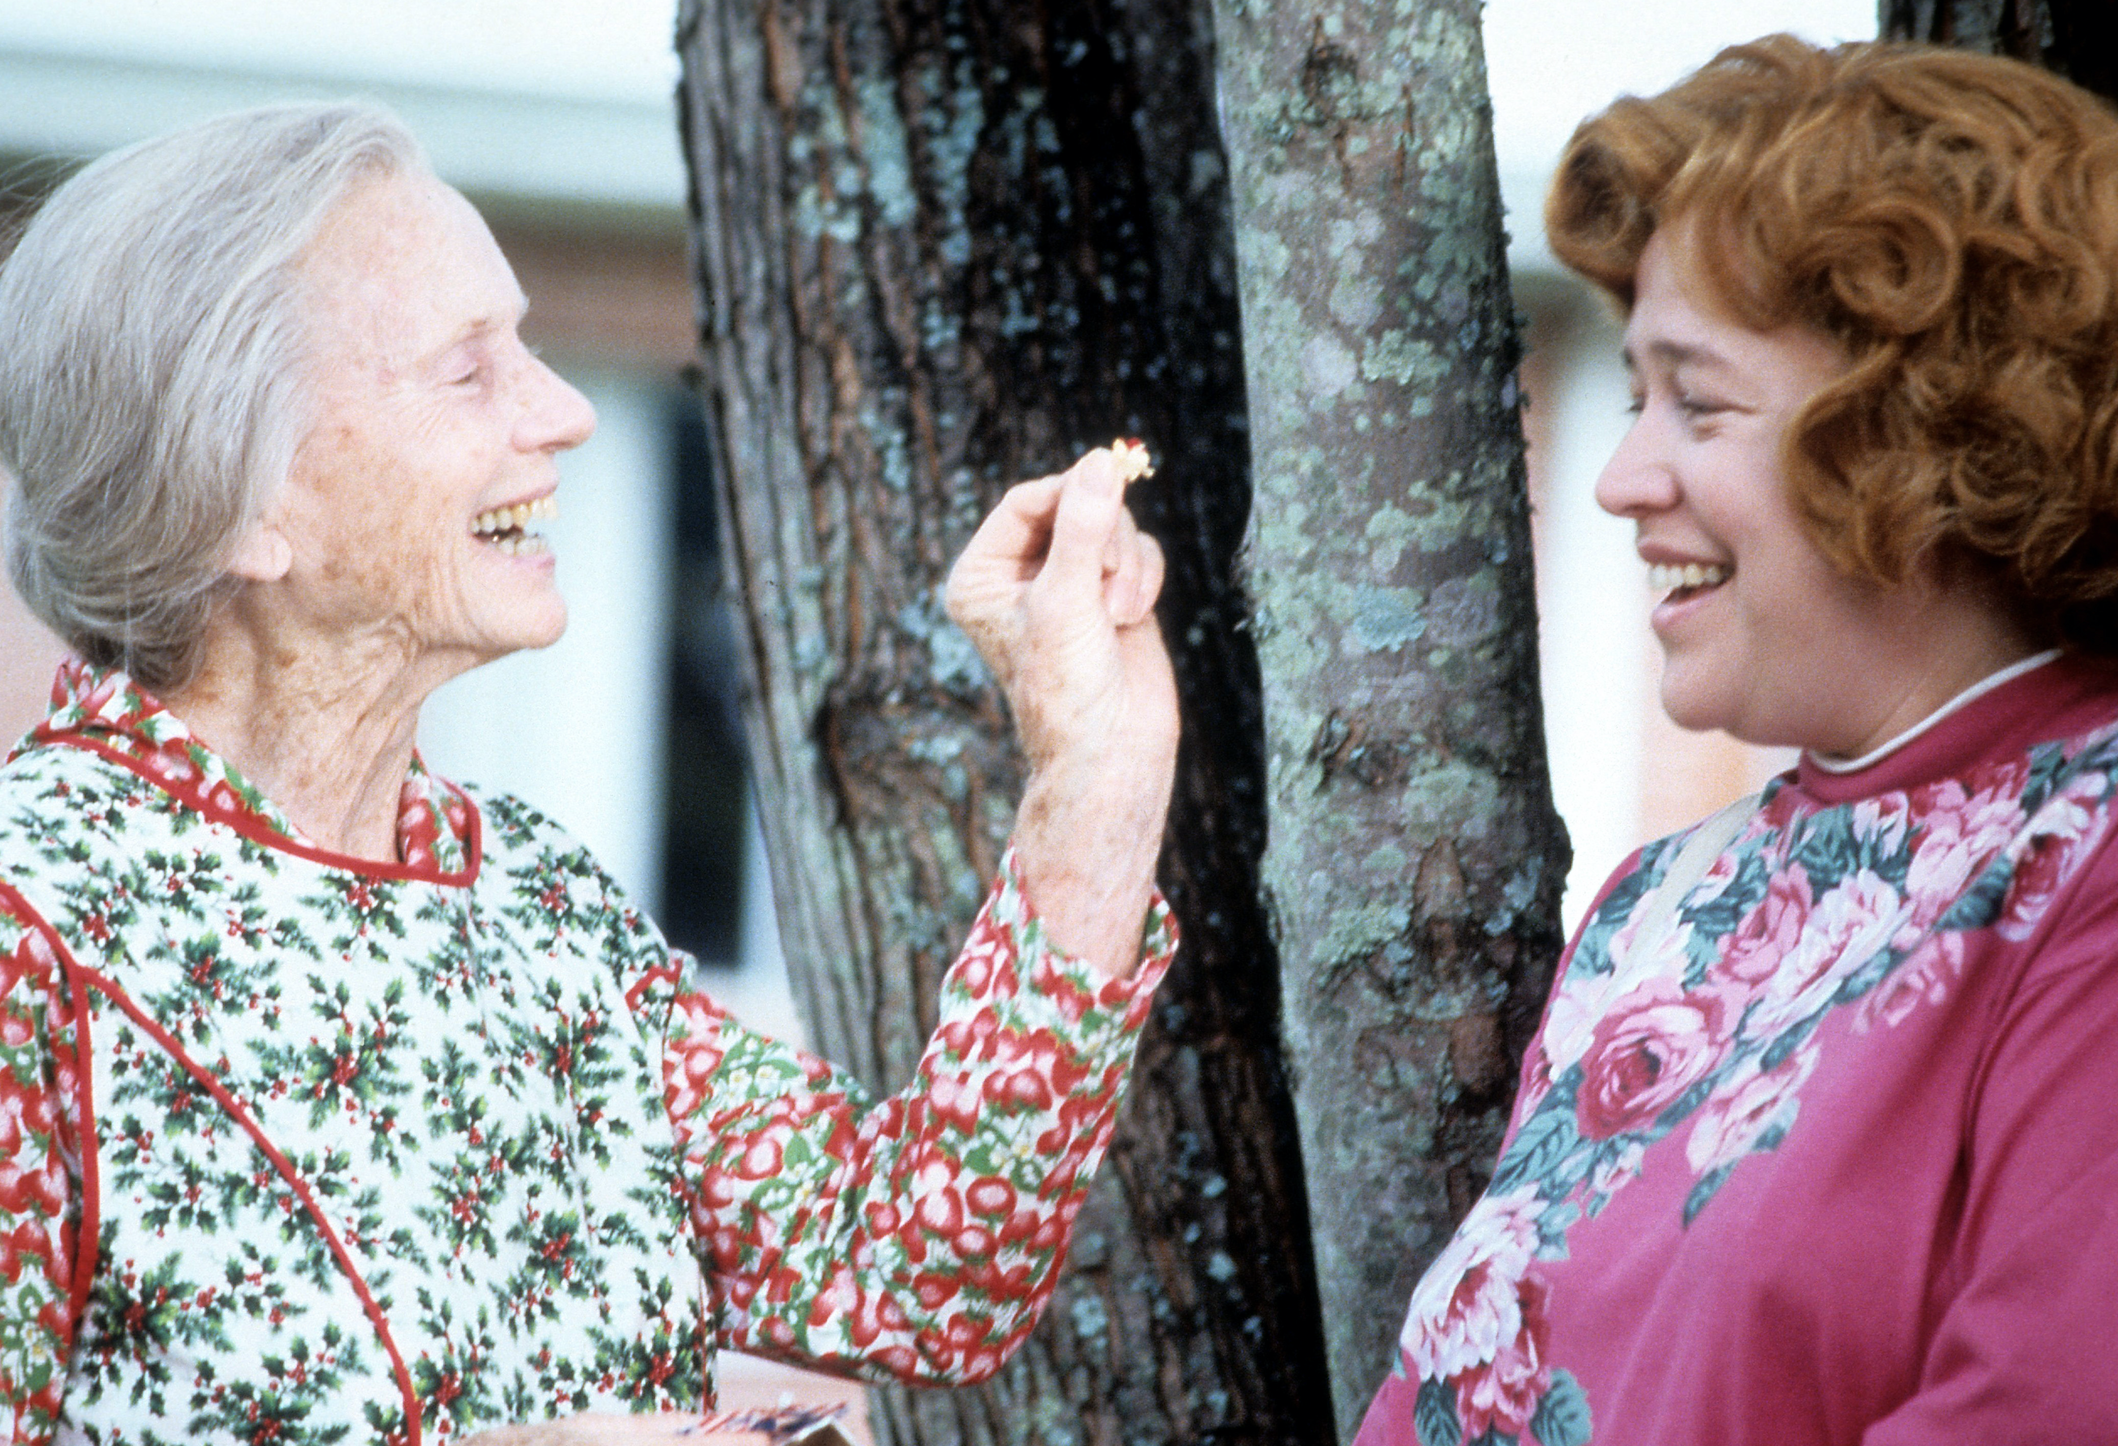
[1881, 0, 2118, 101]
[676, 0, 1335, 1439]
[1208, 1, 1570, 1435]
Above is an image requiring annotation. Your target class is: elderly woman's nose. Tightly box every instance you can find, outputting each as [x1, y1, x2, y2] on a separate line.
[1593, 418, 1679, 519]
[520, 358, 597, 452]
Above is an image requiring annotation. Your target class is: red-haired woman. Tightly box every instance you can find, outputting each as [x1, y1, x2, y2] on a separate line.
[1359, 36, 2118, 1446]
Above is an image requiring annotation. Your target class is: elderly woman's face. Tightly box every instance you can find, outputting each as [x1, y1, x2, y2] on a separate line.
[259, 169, 594, 671]
[1595, 229, 2010, 758]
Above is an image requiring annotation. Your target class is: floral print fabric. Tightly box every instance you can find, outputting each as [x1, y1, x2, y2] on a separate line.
[1359, 657, 2118, 1446]
[0, 662, 1174, 1444]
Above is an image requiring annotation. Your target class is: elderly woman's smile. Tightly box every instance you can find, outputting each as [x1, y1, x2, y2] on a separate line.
[240, 167, 595, 671]
[0, 101, 1185, 1439]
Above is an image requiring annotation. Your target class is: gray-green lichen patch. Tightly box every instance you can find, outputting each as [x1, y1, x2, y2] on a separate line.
[1067, 1292, 1110, 1344]
[1247, 494, 1314, 569]
[1421, 572, 1502, 650]
[1300, 333, 1360, 401]
[925, 622, 989, 693]
[793, 183, 862, 243]
[855, 76, 917, 228]
[1344, 584, 1426, 654]
[1364, 503, 1420, 573]
[1307, 899, 1413, 974]
[1491, 858, 1548, 935]
[1361, 329, 1448, 393]
[1329, 260, 1385, 332]
[1364, 840, 1409, 878]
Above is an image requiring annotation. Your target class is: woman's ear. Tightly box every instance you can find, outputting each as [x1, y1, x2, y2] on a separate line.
[224, 518, 293, 583]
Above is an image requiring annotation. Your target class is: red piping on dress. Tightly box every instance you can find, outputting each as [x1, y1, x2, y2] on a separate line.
[70, 962, 424, 1444]
[45, 734, 484, 887]
[0, 882, 102, 1354]
[625, 964, 682, 1016]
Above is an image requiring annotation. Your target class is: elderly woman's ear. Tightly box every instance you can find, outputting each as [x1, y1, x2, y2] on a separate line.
[225, 516, 294, 583]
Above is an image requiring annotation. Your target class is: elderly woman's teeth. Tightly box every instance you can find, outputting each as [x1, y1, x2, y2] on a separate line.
[472, 494, 558, 548]
[1648, 562, 1731, 593]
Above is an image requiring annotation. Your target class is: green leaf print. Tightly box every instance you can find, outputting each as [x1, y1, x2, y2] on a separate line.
[1490, 1077, 1582, 1198]
[1531, 1369, 1594, 1446]
[1681, 1162, 1735, 1228]
[1415, 1374, 1461, 1446]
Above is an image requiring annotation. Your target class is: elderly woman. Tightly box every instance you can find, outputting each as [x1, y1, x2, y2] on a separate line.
[1357, 37, 2118, 1446]
[0, 105, 1180, 1443]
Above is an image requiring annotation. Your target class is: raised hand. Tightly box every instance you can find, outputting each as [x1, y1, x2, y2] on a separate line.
[945, 444, 1180, 977]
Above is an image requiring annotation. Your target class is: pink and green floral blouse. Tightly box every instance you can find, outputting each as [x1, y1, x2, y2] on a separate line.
[0, 660, 1175, 1444]
[1358, 653, 2118, 1446]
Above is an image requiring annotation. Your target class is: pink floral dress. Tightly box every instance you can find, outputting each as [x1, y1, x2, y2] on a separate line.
[0, 662, 1174, 1444]
[1357, 654, 2118, 1445]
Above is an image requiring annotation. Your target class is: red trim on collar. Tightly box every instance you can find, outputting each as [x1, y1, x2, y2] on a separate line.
[27, 659, 480, 887]
[46, 734, 482, 887]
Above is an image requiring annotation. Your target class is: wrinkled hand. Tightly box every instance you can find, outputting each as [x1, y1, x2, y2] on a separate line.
[459, 1412, 710, 1444]
[946, 446, 1179, 977]
[946, 445, 1174, 765]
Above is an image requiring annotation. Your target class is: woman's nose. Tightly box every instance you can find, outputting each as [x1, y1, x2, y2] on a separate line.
[1593, 415, 1679, 519]
[521, 356, 598, 453]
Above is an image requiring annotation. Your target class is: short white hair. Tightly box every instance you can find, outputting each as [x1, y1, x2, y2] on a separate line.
[0, 102, 424, 690]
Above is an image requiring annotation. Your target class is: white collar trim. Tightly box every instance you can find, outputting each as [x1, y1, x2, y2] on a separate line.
[1805, 649, 2064, 776]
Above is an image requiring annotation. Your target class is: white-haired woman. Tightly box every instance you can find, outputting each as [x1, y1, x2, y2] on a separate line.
[0, 105, 1179, 1444]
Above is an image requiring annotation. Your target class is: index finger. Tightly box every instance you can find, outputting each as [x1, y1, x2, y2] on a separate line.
[955, 440, 1153, 575]
[955, 473, 1068, 578]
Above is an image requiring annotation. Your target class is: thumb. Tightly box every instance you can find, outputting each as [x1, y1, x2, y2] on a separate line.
[1036, 451, 1126, 613]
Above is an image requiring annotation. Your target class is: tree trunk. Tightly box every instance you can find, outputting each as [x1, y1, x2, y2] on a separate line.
[675, 0, 1335, 1439]
[1209, 1, 1570, 1434]
[1881, 0, 2118, 101]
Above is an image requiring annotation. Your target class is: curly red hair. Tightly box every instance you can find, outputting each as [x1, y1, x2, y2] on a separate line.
[1548, 34, 2118, 649]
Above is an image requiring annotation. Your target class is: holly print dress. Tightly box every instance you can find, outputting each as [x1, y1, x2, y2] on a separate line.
[1357, 653, 2118, 1446]
[0, 662, 1175, 1444]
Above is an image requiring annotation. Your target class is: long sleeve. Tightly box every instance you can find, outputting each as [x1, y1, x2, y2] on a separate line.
[1863, 869, 2118, 1445]
[0, 892, 86, 1446]
[651, 851, 1175, 1385]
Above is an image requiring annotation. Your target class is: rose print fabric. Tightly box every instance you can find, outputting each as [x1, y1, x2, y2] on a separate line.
[0, 661, 1174, 1445]
[1357, 654, 2118, 1446]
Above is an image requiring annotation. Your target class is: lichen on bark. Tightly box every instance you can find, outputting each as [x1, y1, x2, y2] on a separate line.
[678, 0, 1335, 1438]
[1209, 0, 1570, 1433]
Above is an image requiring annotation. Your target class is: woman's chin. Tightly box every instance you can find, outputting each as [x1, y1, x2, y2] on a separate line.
[1655, 669, 1752, 741]
[458, 596, 570, 666]
[510, 605, 570, 656]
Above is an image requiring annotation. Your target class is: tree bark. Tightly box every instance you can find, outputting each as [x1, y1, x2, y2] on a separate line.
[675, 0, 1335, 1439]
[1209, 1, 1570, 1434]
[1881, 0, 2118, 102]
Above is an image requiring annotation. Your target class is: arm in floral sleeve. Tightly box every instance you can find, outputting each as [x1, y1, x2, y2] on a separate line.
[0, 890, 87, 1445]
[655, 850, 1175, 1385]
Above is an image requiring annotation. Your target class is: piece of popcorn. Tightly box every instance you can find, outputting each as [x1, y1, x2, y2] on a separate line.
[1109, 437, 1156, 482]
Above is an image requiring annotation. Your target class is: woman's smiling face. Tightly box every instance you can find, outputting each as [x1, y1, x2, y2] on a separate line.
[1594, 228, 2033, 758]
[253, 167, 596, 673]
